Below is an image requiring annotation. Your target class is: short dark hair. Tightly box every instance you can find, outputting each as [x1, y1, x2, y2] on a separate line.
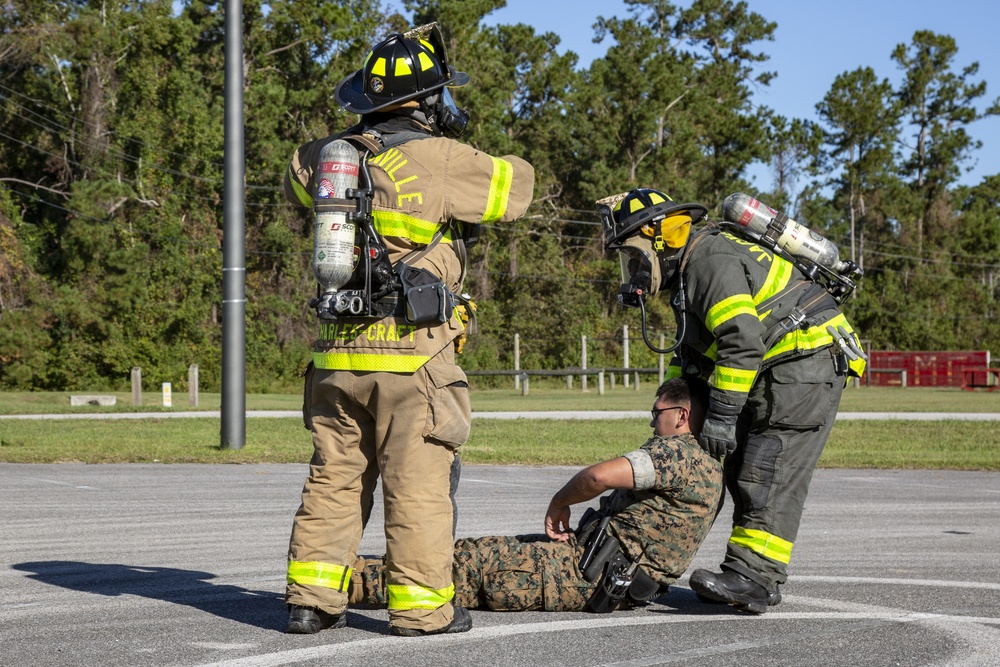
[655, 376, 710, 412]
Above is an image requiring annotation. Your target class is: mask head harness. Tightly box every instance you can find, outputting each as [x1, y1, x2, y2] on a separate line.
[334, 23, 471, 137]
[598, 188, 707, 354]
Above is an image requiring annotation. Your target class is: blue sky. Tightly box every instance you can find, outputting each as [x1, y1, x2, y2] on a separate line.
[476, 0, 1000, 192]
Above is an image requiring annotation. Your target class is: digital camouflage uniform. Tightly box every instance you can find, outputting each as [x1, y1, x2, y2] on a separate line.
[350, 432, 722, 611]
[283, 118, 534, 632]
[667, 228, 865, 590]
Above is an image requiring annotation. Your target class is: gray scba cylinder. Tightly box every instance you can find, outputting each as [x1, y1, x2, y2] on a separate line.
[722, 192, 848, 274]
[313, 139, 359, 293]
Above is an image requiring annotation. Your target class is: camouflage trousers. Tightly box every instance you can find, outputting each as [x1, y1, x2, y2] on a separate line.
[350, 534, 598, 611]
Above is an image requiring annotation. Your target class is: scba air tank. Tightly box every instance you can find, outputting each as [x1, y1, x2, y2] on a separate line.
[721, 192, 849, 275]
[312, 139, 359, 293]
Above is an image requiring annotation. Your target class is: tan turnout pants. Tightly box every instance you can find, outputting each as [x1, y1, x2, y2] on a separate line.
[286, 346, 471, 632]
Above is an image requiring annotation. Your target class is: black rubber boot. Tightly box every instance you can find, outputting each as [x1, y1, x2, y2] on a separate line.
[286, 605, 348, 634]
[689, 569, 776, 614]
[390, 606, 473, 637]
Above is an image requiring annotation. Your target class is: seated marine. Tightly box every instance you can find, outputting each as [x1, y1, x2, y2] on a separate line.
[347, 376, 723, 615]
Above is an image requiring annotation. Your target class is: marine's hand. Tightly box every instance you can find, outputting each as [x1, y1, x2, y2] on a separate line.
[545, 503, 572, 542]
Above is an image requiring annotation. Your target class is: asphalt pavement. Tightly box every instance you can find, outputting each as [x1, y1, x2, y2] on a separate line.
[3, 464, 1000, 667]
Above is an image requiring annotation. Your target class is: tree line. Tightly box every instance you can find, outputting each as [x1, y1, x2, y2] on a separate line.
[1, 0, 998, 392]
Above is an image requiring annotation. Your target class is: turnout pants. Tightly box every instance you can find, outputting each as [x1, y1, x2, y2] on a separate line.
[351, 535, 598, 612]
[724, 348, 846, 589]
[286, 347, 471, 632]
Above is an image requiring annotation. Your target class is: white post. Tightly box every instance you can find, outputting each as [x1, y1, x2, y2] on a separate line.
[598, 371, 605, 395]
[634, 370, 640, 391]
[188, 364, 199, 407]
[623, 324, 630, 388]
[131, 367, 142, 406]
[514, 333, 521, 390]
[581, 335, 588, 392]
[162, 382, 172, 408]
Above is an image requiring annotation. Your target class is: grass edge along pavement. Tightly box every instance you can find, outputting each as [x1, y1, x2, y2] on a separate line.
[0, 414, 998, 469]
[4, 385, 1000, 414]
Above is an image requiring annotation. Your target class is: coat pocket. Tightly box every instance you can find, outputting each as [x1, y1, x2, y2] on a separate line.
[422, 361, 472, 448]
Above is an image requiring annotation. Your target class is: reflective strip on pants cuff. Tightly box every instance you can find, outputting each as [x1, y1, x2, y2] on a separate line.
[387, 583, 455, 610]
[287, 561, 353, 592]
[729, 526, 793, 564]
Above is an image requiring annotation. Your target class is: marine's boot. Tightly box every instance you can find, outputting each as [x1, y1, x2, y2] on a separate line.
[689, 569, 778, 614]
[286, 605, 348, 634]
[390, 606, 473, 637]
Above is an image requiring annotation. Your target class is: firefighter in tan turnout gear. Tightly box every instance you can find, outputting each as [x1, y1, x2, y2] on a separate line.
[348, 377, 722, 614]
[600, 188, 866, 614]
[282, 25, 534, 636]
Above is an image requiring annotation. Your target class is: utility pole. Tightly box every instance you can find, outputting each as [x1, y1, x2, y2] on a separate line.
[221, 0, 246, 449]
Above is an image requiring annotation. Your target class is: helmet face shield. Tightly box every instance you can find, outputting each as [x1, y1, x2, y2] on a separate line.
[616, 235, 663, 303]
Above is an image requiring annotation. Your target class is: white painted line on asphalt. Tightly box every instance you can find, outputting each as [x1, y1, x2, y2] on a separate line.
[795, 575, 1000, 591]
[11, 476, 100, 490]
[191, 607, 1000, 667]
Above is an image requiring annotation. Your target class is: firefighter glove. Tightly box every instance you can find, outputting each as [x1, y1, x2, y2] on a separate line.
[699, 399, 741, 459]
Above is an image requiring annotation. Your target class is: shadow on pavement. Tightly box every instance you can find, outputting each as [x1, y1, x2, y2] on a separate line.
[13, 560, 285, 631]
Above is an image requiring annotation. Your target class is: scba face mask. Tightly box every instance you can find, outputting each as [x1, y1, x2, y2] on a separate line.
[422, 88, 469, 137]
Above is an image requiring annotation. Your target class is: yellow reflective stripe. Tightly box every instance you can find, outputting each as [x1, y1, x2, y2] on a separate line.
[705, 341, 717, 361]
[752, 256, 793, 310]
[482, 156, 513, 222]
[713, 365, 756, 393]
[849, 355, 867, 377]
[387, 583, 455, 610]
[313, 351, 430, 373]
[372, 210, 452, 245]
[763, 312, 850, 361]
[705, 293, 757, 333]
[729, 526, 793, 564]
[666, 363, 682, 380]
[288, 164, 312, 207]
[287, 561, 353, 591]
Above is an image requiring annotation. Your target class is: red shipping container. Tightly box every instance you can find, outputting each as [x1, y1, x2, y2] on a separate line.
[866, 350, 991, 388]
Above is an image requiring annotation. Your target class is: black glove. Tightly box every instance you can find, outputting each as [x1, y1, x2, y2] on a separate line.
[699, 399, 741, 458]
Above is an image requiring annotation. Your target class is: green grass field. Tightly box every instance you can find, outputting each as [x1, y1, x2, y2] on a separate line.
[1, 385, 999, 468]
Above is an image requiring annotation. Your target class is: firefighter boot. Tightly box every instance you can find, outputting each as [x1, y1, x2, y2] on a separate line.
[286, 605, 348, 634]
[689, 569, 777, 615]
[390, 606, 473, 637]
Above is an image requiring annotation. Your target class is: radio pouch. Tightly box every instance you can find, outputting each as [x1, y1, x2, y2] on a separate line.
[396, 261, 453, 325]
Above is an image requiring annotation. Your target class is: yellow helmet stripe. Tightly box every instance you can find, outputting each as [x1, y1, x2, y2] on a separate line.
[370, 57, 386, 77]
[394, 58, 412, 77]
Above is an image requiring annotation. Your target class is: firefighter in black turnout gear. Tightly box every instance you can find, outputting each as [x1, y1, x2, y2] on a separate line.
[600, 188, 866, 614]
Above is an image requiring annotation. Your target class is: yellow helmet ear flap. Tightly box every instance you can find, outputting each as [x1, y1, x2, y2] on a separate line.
[659, 213, 693, 249]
